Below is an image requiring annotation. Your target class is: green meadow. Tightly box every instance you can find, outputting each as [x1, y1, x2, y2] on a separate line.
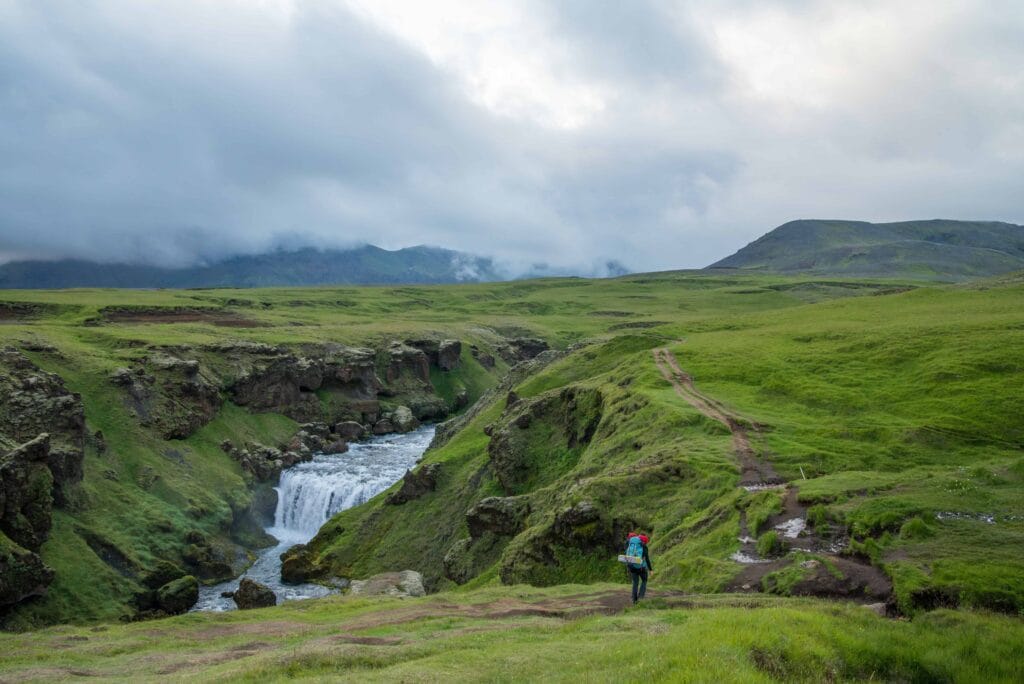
[1, 270, 1022, 678]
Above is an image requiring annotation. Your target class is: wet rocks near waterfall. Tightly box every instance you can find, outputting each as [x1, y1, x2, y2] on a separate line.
[221, 423, 353, 484]
[334, 421, 366, 441]
[348, 570, 426, 598]
[373, 405, 423, 436]
[391, 406, 419, 433]
[232, 578, 277, 609]
[386, 463, 441, 505]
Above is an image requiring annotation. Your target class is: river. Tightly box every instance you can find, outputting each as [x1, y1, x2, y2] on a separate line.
[193, 425, 435, 611]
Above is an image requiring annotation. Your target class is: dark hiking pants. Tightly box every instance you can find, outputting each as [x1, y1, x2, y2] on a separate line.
[630, 568, 648, 603]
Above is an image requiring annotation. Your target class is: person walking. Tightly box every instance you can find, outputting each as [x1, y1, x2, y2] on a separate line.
[624, 532, 653, 605]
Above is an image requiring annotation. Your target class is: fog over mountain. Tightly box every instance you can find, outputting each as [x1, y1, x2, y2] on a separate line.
[1, 1, 1022, 273]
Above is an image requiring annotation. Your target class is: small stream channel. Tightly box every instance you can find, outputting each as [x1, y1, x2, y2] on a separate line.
[193, 425, 435, 612]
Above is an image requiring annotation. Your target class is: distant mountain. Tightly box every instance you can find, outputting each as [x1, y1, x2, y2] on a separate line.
[708, 219, 1024, 280]
[0, 245, 502, 289]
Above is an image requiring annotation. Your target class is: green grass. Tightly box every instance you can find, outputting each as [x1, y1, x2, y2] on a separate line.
[1, 270, 1023, 630]
[0, 584, 1021, 682]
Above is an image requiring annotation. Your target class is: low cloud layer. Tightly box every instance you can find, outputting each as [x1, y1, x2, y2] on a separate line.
[1, 0, 1021, 273]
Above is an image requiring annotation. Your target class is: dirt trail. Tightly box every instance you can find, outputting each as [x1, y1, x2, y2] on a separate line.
[653, 347, 892, 605]
[653, 347, 780, 486]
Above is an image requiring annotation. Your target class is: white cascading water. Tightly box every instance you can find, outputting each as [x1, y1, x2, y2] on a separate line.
[193, 425, 434, 611]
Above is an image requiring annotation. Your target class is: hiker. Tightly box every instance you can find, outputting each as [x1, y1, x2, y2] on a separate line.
[624, 532, 653, 605]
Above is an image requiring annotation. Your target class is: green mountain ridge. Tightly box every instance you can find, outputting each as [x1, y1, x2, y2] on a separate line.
[709, 219, 1024, 280]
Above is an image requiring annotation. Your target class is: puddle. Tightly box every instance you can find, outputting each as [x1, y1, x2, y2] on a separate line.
[935, 511, 996, 525]
[730, 551, 771, 564]
[774, 517, 806, 538]
[742, 483, 786, 492]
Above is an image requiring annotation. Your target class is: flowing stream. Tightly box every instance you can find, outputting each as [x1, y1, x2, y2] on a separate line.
[194, 425, 435, 611]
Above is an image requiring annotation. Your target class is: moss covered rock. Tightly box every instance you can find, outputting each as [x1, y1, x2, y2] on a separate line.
[156, 575, 198, 615]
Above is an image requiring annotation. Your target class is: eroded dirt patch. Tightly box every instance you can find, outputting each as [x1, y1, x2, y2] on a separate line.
[100, 307, 267, 327]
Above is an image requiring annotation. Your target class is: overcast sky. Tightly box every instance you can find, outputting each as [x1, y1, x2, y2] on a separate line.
[1, 0, 1022, 273]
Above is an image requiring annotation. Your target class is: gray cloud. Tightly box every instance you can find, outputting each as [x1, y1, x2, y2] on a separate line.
[0, 0, 1021, 273]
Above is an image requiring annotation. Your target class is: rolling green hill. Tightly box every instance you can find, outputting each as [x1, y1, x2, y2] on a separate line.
[709, 219, 1024, 280]
[0, 245, 500, 289]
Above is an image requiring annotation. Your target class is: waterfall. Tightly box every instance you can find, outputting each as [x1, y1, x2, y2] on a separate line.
[268, 426, 434, 542]
[193, 424, 434, 612]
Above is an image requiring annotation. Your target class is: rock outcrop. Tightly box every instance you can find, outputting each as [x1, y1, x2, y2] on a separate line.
[386, 463, 441, 505]
[111, 351, 220, 440]
[228, 345, 381, 422]
[486, 386, 603, 495]
[386, 343, 431, 386]
[348, 570, 425, 598]
[497, 338, 549, 364]
[0, 435, 53, 552]
[0, 349, 84, 506]
[498, 500, 639, 586]
[466, 496, 530, 538]
[0, 534, 55, 607]
[232, 578, 277, 609]
[0, 435, 56, 607]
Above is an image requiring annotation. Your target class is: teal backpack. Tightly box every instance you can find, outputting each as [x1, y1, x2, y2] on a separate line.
[624, 536, 645, 570]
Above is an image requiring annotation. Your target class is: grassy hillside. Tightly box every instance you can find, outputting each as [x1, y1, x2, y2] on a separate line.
[2, 584, 1022, 682]
[710, 219, 1024, 280]
[290, 274, 1023, 615]
[0, 270, 1021, 639]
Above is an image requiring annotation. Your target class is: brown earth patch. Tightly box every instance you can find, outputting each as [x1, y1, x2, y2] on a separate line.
[0, 302, 42, 322]
[100, 307, 267, 328]
[330, 634, 404, 646]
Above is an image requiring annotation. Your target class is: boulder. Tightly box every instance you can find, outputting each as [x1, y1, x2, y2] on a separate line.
[323, 439, 349, 455]
[156, 575, 199, 615]
[437, 340, 462, 371]
[232, 578, 277, 609]
[454, 389, 469, 410]
[334, 421, 366, 441]
[386, 463, 441, 505]
[466, 496, 531, 538]
[142, 560, 187, 590]
[349, 570, 425, 598]
[392, 406, 420, 433]
[372, 419, 395, 435]
[279, 544, 316, 584]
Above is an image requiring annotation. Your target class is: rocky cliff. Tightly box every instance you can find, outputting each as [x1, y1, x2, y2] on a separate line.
[0, 331, 502, 624]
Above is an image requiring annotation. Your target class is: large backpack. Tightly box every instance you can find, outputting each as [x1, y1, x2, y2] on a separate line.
[624, 535, 645, 570]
